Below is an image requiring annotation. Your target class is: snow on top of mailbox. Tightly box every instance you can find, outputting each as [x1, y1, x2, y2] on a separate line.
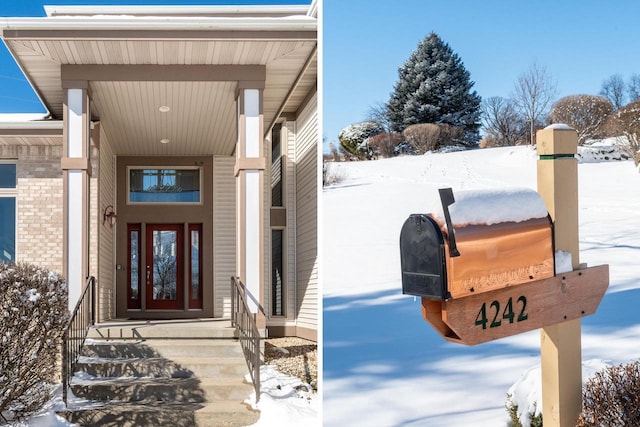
[432, 187, 549, 227]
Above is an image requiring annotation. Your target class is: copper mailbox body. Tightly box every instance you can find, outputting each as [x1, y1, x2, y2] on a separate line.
[438, 216, 554, 299]
[400, 188, 555, 300]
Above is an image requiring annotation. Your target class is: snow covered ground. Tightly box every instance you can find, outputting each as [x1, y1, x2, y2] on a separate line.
[323, 145, 640, 426]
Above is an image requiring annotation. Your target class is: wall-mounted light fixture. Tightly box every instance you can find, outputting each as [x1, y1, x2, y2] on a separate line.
[102, 205, 117, 228]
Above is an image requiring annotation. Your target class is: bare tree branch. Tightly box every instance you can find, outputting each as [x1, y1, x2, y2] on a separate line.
[600, 74, 626, 110]
[513, 62, 557, 145]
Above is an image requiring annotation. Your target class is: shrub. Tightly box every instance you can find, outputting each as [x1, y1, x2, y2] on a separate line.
[338, 121, 385, 160]
[577, 361, 640, 427]
[506, 392, 543, 427]
[366, 132, 403, 158]
[550, 94, 613, 145]
[322, 162, 345, 187]
[0, 263, 68, 421]
[402, 123, 463, 154]
[607, 100, 640, 167]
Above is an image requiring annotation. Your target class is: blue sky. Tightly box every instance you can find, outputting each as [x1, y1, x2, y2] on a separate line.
[0, 0, 309, 113]
[324, 0, 640, 150]
[3, 1, 640, 144]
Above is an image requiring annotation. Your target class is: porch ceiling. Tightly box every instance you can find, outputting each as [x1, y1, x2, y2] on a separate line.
[1, 16, 317, 156]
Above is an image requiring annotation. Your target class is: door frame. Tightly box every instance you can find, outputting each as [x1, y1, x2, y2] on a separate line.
[145, 223, 184, 310]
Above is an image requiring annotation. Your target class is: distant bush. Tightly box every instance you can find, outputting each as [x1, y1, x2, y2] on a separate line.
[338, 121, 384, 160]
[402, 123, 463, 154]
[550, 94, 613, 145]
[366, 132, 403, 158]
[322, 162, 345, 187]
[578, 361, 640, 427]
[0, 263, 68, 420]
[607, 100, 640, 167]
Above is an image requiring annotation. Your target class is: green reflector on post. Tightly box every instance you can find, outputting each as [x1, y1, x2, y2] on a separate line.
[540, 154, 575, 160]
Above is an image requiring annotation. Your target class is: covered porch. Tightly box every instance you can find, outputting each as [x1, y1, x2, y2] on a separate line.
[0, 4, 318, 337]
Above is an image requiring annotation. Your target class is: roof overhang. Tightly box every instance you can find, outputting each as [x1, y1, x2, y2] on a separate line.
[0, 117, 63, 146]
[0, 4, 317, 156]
[43, 5, 313, 18]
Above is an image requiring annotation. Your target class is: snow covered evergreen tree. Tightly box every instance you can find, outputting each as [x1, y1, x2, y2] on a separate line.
[387, 32, 481, 145]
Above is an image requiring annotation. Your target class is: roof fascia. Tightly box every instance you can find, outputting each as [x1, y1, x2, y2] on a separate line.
[0, 16, 316, 37]
[0, 121, 63, 136]
[44, 5, 312, 17]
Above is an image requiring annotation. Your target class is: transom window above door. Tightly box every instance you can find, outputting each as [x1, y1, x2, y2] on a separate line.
[128, 167, 201, 204]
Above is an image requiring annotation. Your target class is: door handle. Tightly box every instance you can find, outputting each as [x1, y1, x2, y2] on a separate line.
[146, 268, 150, 283]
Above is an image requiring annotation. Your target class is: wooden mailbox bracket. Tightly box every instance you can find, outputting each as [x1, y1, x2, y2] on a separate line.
[422, 264, 609, 346]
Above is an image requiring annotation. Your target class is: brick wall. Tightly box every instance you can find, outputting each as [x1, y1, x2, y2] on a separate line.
[0, 145, 65, 274]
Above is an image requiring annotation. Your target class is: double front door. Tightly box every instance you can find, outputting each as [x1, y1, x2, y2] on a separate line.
[128, 223, 202, 310]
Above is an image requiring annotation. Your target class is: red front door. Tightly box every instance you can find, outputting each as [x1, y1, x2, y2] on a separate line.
[145, 224, 184, 310]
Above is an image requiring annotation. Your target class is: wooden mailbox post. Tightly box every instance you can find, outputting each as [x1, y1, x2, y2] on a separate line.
[401, 124, 609, 426]
[537, 125, 583, 427]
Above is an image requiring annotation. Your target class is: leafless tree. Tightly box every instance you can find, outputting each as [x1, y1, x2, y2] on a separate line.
[600, 74, 626, 110]
[366, 101, 392, 132]
[627, 74, 640, 104]
[513, 62, 557, 145]
[550, 95, 613, 145]
[481, 96, 527, 146]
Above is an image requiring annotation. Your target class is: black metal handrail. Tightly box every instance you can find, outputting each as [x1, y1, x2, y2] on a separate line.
[231, 276, 261, 402]
[62, 276, 96, 406]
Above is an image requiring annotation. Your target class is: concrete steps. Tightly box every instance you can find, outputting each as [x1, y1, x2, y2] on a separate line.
[75, 356, 248, 378]
[87, 319, 237, 340]
[57, 401, 258, 427]
[57, 321, 259, 426]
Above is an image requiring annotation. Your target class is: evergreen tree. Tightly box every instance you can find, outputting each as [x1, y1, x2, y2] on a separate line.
[387, 33, 481, 145]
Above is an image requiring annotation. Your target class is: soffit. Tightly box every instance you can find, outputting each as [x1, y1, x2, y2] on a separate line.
[2, 32, 316, 156]
[0, 120, 63, 146]
[0, 136, 62, 146]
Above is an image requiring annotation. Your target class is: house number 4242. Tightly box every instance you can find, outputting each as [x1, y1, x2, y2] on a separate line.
[475, 296, 528, 330]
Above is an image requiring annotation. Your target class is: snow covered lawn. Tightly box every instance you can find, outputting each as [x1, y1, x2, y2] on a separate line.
[323, 145, 640, 426]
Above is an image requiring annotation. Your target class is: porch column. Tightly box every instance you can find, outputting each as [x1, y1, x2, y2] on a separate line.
[235, 85, 266, 327]
[62, 85, 91, 311]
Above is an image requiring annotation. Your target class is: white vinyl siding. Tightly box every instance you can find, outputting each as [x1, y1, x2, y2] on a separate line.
[97, 130, 115, 322]
[293, 92, 318, 334]
[284, 120, 297, 321]
[213, 156, 236, 317]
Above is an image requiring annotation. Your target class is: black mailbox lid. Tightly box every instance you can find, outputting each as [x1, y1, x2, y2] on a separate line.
[400, 214, 448, 300]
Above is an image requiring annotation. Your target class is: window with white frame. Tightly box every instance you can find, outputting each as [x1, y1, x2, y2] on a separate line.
[0, 162, 17, 263]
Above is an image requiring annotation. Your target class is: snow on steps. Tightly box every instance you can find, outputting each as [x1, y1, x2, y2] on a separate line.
[57, 330, 259, 426]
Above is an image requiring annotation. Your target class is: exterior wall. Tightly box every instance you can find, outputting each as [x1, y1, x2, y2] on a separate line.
[0, 145, 63, 274]
[265, 91, 318, 341]
[97, 129, 115, 321]
[213, 156, 236, 317]
[293, 92, 318, 340]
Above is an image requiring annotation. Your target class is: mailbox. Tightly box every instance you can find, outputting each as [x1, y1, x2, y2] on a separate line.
[401, 188, 555, 300]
